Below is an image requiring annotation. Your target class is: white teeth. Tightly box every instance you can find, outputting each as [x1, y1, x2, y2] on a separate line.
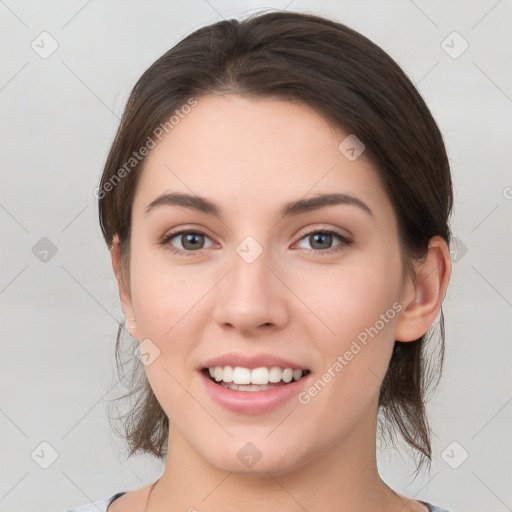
[221, 382, 276, 391]
[282, 368, 293, 383]
[251, 367, 269, 385]
[206, 366, 305, 385]
[268, 367, 282, 383]
[222, 365, 234, 382]
[232, 367, 251, 384]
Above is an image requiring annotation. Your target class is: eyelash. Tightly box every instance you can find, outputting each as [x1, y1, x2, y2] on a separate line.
[160, 228, 352, 257]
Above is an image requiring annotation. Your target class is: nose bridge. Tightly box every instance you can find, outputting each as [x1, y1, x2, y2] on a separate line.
[212, 233, 288, 331]
[232, 236, 271, 291]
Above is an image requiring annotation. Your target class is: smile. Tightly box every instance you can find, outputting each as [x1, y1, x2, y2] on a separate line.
[202, 365, 310, 394]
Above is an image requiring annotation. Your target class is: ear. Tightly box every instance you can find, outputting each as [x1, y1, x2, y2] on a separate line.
[111, 235, 138, 339]
[395, 235, 452, 342]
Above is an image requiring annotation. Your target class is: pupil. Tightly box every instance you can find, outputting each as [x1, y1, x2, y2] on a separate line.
[183, 233, 203, 250]
[311, 233, 331, 249]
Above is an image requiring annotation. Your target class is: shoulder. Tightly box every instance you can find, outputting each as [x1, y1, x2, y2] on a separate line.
[103, 483, 155, 512]
[65, 483, 154, 512]
[64, 492, 126, 512]
[419, 501, 453, 512]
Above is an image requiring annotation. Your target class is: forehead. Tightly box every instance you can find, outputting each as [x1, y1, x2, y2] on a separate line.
[132, 94, 394, 225]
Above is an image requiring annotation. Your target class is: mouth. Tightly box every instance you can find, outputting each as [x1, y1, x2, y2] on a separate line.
[201, 366, 311, 392]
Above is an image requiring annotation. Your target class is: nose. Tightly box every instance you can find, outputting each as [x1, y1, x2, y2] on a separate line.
[212, 242, 290, 336]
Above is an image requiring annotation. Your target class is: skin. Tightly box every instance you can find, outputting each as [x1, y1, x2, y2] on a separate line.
[109, 94, 451, 512]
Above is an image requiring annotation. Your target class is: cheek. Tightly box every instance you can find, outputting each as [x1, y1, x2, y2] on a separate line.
[296, 250, 402, 347]
[129, 246, 203, 338]
[294, 249, 401, 405]
[129, 252, 204, 420]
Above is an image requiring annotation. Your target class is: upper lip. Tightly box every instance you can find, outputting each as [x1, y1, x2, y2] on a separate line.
[200, 352, 309, 371]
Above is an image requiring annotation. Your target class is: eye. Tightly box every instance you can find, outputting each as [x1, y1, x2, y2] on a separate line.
[160, 227, 352, 257]
[294, 229, 352, 254]
[161, 229, 214, 256]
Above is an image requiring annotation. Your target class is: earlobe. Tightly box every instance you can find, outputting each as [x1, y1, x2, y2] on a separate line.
[126, 317, 138, 339]
[111, 236, 137, 338]
[395, 236, 451, 342]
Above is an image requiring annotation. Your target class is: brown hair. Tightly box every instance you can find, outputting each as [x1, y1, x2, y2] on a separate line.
[99, 10, 453, 471]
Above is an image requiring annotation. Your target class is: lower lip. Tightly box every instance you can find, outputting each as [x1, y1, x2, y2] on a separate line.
[199, 371, 311, 414]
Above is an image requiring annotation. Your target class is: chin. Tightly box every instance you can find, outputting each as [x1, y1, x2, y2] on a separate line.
[202, 439, 311, 477]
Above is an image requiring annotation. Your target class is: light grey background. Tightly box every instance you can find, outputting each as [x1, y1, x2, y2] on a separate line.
[1, 1, 511, 511]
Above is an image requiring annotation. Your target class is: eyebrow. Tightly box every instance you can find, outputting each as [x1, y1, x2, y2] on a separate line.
[145, 191, 374, 219]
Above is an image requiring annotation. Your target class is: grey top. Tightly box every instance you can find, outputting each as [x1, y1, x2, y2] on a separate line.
[65, 492, 453, 511]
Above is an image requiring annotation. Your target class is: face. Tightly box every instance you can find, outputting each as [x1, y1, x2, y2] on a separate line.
[120, 94, 410, 475]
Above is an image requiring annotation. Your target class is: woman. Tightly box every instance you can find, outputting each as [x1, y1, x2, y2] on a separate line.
[68, 10, 453, 512]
